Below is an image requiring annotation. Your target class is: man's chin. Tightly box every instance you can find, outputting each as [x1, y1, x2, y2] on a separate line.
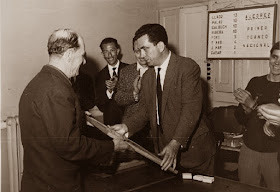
[106, 59, 117, 65]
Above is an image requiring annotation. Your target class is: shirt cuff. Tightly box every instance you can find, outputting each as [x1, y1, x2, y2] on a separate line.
[106, 90, 114, 99]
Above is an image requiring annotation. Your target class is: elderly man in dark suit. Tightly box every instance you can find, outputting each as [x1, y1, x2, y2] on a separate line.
[112, 24, 216, 175]
[95, 37, 128, 126]
[19, 29, 128, 192]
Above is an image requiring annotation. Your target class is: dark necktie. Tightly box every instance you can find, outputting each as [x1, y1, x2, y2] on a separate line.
[157, 68, 163, 133]
[112, 67, 117, 78]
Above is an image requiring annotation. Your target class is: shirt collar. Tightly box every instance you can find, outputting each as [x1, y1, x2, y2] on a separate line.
[108, 60, 120, 71]
[136, 62, 148, 77]
[47, 64, 72, 85]
[154, 51, 171, 72]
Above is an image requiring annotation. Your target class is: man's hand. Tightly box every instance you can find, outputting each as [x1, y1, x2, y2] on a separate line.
[112, 138, 129, 152]
[133, 75, 141, 93]
[158, 139, 181, 171]
[257, 104, 280, 137]
[106, 76, 118, 93]
[110, 124, 131, 151]
[110, 124, 129, 137]
[133, 75, 141, 102]
[257, 104, 280, 126]
[233, 88, 258, 113]
[263, 121, 276, 137]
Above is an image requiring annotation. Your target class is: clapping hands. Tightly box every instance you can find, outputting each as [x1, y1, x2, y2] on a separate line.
[106, 76, 118, 93]
[257, 104, 280, 137]
[257, 103, 280, 125]
[234, 88, 258, 113]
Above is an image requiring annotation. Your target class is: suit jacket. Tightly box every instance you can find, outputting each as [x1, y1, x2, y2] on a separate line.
[72, 71, 95, 111]
[114, 63, 140, 119]
[95, 62, 128, 125]
[114, 63, 153, 150]
[19, 65, 114, 192]
[123, 53, 216, 170]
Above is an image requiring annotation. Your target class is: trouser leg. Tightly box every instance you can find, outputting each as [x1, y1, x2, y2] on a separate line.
[238, 144, 261, 186]
[260, 152, 280, 191]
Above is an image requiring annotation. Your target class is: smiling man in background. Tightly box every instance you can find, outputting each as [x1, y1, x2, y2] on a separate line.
[234, 41, 280, 191]
[94, 37, 128, 126]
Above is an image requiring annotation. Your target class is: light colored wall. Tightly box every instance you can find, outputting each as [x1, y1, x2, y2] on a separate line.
[1, 0, 158, 120]
[1, 129, 9, 192]
[156, 0, 208, 9]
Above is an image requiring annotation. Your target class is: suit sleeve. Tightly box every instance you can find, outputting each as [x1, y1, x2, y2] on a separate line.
[39, 88, 114, 163]
[72, 72, 95, 111]
[94, 71, 109, 112]
[173, 62, 203, 145]
[123, 74, 150, 136]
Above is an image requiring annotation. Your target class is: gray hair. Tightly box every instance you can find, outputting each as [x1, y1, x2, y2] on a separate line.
[47, 29, 80, 55]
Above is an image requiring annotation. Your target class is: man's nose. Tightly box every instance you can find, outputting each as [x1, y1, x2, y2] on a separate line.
[276, 58, 280, 65]
[108, 52, 113, 57]
[140, 49, 146, 58]
[106, 51, 114, 57]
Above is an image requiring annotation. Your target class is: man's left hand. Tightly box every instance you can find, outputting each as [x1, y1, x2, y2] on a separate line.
[158, 139, 181, 171]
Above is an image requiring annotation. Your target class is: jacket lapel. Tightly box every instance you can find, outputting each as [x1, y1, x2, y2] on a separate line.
[162, 53, 176, 117]
[133, 63, 138, 77]
[105, 66, 110, 79]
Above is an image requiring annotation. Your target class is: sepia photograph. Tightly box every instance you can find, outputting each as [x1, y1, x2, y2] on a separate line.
[1, 0, 280, 191]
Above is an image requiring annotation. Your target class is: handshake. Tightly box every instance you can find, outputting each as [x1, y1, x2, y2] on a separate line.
[85, 111, 130, 152]
[85, 113, 179, 174]
[108, 124, 130, 152]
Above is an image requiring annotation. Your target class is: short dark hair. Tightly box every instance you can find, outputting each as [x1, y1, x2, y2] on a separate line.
[99, 37, 120, 50]
[134, 23, 168, 46]
[271, 41, 280, 55]
[47, 29, 80, 55]
[132, 36, 137, 50]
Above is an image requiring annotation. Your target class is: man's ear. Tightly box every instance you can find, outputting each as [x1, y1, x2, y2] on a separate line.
[157, 42, 165, 52]
[64, 48, 74, 63]
[116, 48, 120, 55]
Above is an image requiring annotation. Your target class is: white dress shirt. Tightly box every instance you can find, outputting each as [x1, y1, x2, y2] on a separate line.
[106, 60, 120, 99]
[154, 51, 171, 124]
[136, 62, 148, 77]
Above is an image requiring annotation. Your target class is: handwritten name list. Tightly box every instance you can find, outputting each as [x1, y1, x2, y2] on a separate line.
[208, 5, 276, 59]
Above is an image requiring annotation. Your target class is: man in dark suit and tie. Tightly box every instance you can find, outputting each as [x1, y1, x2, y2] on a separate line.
[95, 37, 128, 126]
[112, 24, 216, 175]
